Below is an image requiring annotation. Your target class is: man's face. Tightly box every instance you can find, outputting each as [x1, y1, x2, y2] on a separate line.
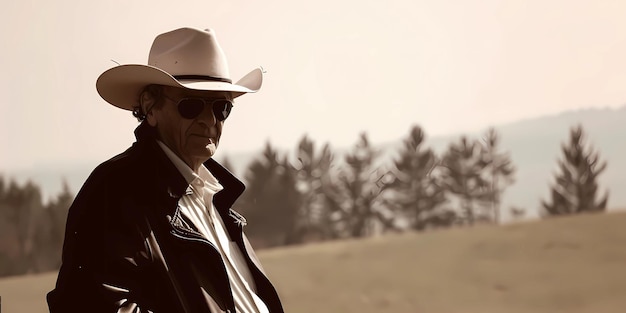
[148, 86, 231, 169]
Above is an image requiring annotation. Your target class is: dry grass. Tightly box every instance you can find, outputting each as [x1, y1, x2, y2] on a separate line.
[2, 212, 626, 313]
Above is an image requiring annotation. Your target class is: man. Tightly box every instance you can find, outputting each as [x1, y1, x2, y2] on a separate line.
[47, 27, 284, 313]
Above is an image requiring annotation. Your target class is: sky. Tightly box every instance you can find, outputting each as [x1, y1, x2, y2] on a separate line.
[2, 0, 626, 170]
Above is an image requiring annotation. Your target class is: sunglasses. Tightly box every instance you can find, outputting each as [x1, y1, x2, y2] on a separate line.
[162, 94, 233, 121]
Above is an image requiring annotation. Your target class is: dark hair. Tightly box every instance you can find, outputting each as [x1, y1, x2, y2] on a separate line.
[132, 85, 166, 121]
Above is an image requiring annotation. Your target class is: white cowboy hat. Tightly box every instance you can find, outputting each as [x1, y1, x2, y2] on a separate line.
[96, 27, 263, 111]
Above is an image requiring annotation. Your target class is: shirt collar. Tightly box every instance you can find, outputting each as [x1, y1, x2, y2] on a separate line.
[156, 141, 197, 184]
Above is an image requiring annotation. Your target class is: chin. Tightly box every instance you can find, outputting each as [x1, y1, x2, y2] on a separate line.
[202, 149, 216, 159]
[205, 144, 218, 157]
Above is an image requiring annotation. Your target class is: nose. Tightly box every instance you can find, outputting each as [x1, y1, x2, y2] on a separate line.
[196, 104, 217, 127]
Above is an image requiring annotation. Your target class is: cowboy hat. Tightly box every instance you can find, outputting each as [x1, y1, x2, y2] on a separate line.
[96, 27, 263, 111]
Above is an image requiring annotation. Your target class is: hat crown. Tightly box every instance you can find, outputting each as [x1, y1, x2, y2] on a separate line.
[147, 27, 231, 80]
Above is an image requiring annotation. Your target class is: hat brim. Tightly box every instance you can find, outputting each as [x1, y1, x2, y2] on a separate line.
[96, 64, 263, 111]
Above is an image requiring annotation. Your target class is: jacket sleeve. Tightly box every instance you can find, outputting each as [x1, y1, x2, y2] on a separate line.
[47, 167, 165, 313]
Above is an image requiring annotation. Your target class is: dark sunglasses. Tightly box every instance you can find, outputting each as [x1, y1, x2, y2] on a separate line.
[163, 94, 233, 121]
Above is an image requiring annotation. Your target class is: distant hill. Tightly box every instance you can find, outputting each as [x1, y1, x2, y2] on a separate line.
[424, 105, 626, 220]
[2, 211, 626, 313]
[3, 106, 625, 221]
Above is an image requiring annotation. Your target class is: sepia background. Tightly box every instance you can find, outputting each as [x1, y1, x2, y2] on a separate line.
[1, 0, 626, 312]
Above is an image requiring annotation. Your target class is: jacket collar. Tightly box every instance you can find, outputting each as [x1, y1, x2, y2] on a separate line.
[133, 121, 245, 214]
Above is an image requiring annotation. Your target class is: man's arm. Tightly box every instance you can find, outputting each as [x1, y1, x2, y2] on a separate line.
[48, 169, 165, 313]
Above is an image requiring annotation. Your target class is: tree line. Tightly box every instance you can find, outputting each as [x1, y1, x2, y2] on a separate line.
[0, 123, 609, 277]
[231, 124, 609, 248]
[0, 180, 72, 276]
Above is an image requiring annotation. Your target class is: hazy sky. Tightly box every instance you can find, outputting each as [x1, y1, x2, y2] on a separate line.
[2, 0, 626, 170]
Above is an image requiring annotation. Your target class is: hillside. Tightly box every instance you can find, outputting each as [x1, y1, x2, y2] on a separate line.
[1, 211, 626, 312]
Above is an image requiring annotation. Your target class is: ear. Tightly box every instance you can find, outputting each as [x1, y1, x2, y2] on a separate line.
[140, 91, 158, 127]
[146, 109, 158, 127]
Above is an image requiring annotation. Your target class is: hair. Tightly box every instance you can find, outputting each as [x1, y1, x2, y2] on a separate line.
[132, 84, 166, 121]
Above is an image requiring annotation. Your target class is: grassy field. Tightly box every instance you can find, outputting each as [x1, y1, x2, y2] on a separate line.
[1, 212, 626, 312]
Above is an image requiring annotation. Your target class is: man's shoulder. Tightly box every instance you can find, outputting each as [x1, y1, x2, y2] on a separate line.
[81, 143, 150, 192]
[93, 144, 143, 178]
[66, 143, 148, 225]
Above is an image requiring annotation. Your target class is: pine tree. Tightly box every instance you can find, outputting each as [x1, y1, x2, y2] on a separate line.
[0, 176, 15, 276]
[238, 142, 302, 248]
[0, 179, 44, 274]
[328, 132, 395, 238]
[34, 180, 73, 271]
[542, 125, 609, 216]
[480, 128, 516, 224]
[389, 125, 449, 230]
[0, 178, 75, 274]
[292, 135, 337, 241]
[440, 136, 489, 225]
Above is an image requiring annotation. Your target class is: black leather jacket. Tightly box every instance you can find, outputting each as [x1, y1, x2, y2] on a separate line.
[47, 122, 284, 313]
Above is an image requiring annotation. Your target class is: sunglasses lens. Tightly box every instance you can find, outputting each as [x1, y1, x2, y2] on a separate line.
[176, 98, 233, 120]
[213, 100, 233, 121]
[177, 99, 204, 119]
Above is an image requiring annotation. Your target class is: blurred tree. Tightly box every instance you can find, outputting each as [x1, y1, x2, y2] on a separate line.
[542, 125, 609, 216]
[0, 251, 15, 277]
[440, 136, 489, 225]
[480, 128, 516, 224]
[0, 176, 5, 199]
[0, 176, 13, 276]
[0, 176, 75, 276]
[0, 179, 44, 275]
[388, 125, 450, 230]
[291, 135, 338, 242]
[33, 180, 73, 271]
[238, 142, 302, 248]
[328, 132, 396, 238]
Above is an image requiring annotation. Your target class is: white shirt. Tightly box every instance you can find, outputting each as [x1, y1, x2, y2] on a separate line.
[157, 141, 269, 313]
